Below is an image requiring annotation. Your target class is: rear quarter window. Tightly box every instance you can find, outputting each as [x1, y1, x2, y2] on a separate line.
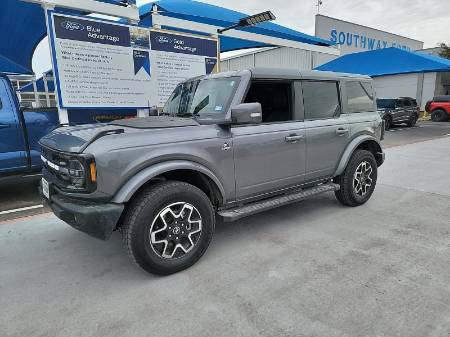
[302, 81, 341, 120]
[345, 81, 375, 113]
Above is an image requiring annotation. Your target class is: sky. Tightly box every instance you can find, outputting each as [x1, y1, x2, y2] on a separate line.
[32, 0, 450, 75]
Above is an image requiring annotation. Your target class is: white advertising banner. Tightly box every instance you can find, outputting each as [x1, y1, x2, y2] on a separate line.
[47, 12, 218, 110]
[149, 31, 219, 106]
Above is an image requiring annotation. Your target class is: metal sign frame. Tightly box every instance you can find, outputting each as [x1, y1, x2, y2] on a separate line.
[20, 0, 139, 21]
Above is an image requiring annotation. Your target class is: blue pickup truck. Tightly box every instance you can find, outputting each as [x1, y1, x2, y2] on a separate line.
[0, 74, 59, 183]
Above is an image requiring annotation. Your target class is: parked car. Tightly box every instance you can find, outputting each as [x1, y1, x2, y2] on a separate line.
[425, 96, 450, 122]
[376, 97, 419, 130]
[39, 68, 385, 275]
[0, 74, 59, 184]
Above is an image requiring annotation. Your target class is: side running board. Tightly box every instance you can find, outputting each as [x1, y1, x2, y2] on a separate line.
[218, 183, 340, 222]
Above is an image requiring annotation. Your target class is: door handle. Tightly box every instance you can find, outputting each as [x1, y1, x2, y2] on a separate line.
[336, 128, 349, 136]
[285, 134, 304, 143]
[0, 123, 10, 129]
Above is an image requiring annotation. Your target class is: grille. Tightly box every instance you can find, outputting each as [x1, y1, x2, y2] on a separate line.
[41, 147, 87, 191]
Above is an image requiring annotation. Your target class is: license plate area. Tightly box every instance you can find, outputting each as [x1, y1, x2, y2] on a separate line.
[42, 178, 50, 199]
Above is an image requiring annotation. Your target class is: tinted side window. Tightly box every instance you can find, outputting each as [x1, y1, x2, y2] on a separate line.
[244, 81, 292, 123]
[346, 81, 375, 113]
[302, 81, 340, 120]
[402, 99, 412, 107]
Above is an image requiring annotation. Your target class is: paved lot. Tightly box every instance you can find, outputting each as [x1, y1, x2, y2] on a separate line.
[1, 135, 450, 336]
[382, 120, 450, 148]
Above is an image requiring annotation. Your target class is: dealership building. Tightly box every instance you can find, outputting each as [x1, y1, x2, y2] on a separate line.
[317, 47, 450, 110]
[222, 14, 450, 110]
[221, 14, 426, 71]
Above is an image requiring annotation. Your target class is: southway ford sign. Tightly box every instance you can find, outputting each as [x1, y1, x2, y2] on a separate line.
[315, 14, 424, 55]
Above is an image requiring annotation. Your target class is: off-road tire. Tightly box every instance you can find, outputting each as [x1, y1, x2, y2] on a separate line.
[431, 109, 447, 122]
[384, 116, 392, 130]
[406, 113, 418, 127]
[122, 181, 215, 275]
[334, 150, 378, 207]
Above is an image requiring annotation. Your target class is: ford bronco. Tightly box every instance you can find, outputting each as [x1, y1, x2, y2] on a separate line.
[39, 68, 385, 275]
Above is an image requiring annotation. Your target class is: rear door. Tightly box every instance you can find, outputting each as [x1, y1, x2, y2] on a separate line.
[302, 80, 350, 181]
[402, 98, 414, 120]
[394, 99, 408, 122]
[0, 77, 27, 173]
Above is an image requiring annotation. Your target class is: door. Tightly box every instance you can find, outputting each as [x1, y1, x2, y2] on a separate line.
[393, 99, 408, 122]
[0, 78, 27, 173]
[403, 98, 417, 120]
[232, 80, 306, 200]
[301, 80, 350, 181]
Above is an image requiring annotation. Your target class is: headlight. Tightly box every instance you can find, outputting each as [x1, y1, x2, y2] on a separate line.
[68, 159, 86, 188]
[41, 148, 97, 192]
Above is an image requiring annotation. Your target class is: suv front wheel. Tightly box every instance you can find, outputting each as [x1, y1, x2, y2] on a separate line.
[122, 181, 215, 275]
[334, 150, 378, 207]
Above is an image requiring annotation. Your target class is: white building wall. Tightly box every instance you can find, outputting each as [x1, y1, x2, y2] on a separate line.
[220, 47, 338, 72]
[226, 54, 254, 71]
[421, 72, 438, 109]
[254, 47, 312, 70]
[374, 73, 419, 99]
[313, 52, 338, 68]
[373, 72, 440, 110]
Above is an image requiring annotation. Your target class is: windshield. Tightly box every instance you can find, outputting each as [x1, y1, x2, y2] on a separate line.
[163, 77, 239, 118]
[376, 99, 396, 109]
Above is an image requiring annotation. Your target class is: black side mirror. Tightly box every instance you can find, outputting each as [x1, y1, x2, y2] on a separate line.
[231, 103, 262, 124]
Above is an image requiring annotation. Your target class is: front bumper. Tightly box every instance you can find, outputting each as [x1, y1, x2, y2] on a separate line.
[41, 186, 124, 240]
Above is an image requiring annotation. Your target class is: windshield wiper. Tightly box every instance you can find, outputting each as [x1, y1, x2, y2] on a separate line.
[193, 96, 210, 115]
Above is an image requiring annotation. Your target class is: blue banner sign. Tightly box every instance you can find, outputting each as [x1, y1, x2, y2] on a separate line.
[54, 15, 131, 48]
[133, 50, 150, 75]
[150, 31, 217, 57]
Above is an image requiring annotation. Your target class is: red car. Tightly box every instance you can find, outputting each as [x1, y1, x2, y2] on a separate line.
[425, 96, 450, 122]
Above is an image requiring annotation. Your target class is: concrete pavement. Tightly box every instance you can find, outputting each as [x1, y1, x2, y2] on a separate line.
[1, 136, 450, 337]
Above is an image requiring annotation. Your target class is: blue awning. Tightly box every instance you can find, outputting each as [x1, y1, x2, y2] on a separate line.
[0, 54, 32, 75]
[138, 0, 333, 52]
[315, 47, 450, 77]
[1, 0, 332, 75]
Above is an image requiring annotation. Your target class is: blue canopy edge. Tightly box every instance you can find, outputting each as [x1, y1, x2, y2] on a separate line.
[1, 0, 333, 75]
[316, 47, 450, 77]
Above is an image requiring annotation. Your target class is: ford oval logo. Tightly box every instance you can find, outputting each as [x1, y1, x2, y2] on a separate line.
[61, 21, 85, 31]
[157, 36, 171, 44]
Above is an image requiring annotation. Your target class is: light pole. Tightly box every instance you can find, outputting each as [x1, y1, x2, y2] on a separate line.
[217, 11, 276, 34]
[316, 0, 323, 14]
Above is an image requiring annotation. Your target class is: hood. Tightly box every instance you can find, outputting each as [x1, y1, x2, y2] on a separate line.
[39, 116, 200, 153]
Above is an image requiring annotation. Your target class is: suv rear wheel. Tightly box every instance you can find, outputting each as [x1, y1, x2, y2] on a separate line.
[334, 150, 378, 207]
[122, 181, 215, 275]
[431, 109, 447, 122]
[406, 113, 418, 127]
[384, 116, 392, 130]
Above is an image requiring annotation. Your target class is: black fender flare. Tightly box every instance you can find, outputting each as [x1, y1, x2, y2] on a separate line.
[334, 135, 384, 176]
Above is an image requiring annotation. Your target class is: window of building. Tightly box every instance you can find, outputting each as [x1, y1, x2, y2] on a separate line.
[244, 81, 293, 123]
[302, 81, 340, 120]
[346, 81, 375, 113]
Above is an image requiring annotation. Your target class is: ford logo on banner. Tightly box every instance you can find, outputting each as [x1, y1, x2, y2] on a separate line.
[61, 21, 85, 31]
[157, 36, 171, 44]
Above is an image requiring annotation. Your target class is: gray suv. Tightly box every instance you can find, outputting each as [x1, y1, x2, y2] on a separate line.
[39, 68, 385, 275]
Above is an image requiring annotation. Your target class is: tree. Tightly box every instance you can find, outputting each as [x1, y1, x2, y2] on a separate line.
[438, 43, 450, 59]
